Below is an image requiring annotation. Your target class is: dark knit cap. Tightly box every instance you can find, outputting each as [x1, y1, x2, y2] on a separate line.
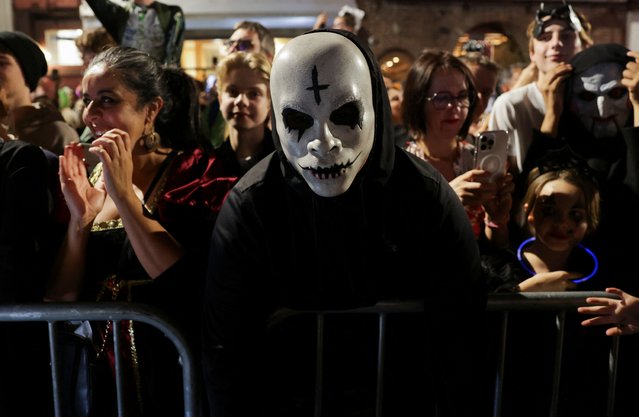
[570, 43, 632, 75]
[0, 31, 48, 92]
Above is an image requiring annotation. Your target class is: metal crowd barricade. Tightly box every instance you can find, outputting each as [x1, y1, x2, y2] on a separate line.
[0, 302, 199, 417]
[269, 291, 621, 417]
[487, 292, 621, 417]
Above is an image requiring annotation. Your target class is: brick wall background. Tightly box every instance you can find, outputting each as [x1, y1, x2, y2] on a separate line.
[358, 0, 630, 80]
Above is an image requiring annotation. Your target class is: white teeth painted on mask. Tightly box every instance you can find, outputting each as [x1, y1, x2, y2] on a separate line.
[312, 170, 344, 180]
[302, 155, 359, 180]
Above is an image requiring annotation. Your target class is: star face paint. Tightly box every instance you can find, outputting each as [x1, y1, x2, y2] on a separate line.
[570, 61, 630, 139]
[270, 32, 375, 197]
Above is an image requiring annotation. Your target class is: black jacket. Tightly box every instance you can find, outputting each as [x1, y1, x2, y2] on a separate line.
[202, 29, 485, 417]
[0, 139, 53, 301]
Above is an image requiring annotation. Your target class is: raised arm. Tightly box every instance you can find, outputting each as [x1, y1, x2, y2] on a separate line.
[91, 129, 185, 279]
[539, 63, 572, 138]
[45, 142, 105, 301]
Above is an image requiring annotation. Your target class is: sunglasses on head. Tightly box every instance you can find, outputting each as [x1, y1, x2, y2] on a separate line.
[533, 2, 583, 38]
[223, 39, 254, 52]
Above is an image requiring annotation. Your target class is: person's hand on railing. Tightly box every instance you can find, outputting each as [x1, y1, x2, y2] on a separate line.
[517, 270, 579, 292]
[578, 288, 639, 336]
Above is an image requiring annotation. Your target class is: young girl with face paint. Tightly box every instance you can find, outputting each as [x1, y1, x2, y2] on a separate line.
[483, 163, 600, 293]
[481, 160, 613, 417]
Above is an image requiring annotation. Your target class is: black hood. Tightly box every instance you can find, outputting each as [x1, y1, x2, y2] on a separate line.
[559, 43, 633, 174]
[570, 43, 632, 76]
[563, 43, 633, 135]
[270, 28, 395, 201]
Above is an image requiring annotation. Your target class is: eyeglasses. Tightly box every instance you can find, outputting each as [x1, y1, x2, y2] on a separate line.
[223, 39, 254, 52]
[533, 2, 583, 38]
[425, 92, 474, 111]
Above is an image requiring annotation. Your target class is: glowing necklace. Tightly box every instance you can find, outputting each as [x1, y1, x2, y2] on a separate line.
[516, 237, 599, 284]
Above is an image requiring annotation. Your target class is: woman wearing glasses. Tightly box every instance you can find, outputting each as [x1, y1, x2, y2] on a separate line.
[402, 48, 514, 249]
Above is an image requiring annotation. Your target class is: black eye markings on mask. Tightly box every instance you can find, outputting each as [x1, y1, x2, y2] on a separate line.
[578, 91, 597, 101]
[577, 87, 628, 102]
[607, 87, 627, 100]
[305, 65, 329, 105]
[330, 101, 363, 130]
[282, 107, 314, 142]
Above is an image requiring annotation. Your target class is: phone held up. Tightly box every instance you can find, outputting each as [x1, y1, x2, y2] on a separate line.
[474, 130, 509, 182]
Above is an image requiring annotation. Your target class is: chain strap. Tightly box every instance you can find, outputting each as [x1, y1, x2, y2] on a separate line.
[95, 275, 121, 358]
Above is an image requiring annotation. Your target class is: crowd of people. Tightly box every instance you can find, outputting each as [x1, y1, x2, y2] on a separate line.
[1, 0, 639, 416]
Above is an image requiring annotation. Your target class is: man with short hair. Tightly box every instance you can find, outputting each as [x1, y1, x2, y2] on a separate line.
[488, 2, 592, 174]
[224, 20, 275, 62]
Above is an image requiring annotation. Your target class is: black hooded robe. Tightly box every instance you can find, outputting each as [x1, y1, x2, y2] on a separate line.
[202, 29, 486, 417]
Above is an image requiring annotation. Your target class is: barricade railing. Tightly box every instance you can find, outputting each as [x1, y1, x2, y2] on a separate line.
[0, 302, 199, 417]
[269, 291, 622, 417]
[487, 292, 621, 417]
[0, 293, 622, 417]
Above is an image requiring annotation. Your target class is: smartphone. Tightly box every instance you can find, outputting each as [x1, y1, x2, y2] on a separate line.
[474, 130, 509, 182]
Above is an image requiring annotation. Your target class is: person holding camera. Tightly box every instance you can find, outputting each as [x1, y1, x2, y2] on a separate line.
[402, 48, 514, 249]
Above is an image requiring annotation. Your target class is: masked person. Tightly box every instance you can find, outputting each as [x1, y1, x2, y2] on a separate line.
[201, 29, 485, 417]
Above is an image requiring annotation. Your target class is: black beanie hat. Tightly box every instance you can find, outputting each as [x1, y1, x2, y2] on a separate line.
[570, 43, 632, 75]
[0, 31, 48, 92]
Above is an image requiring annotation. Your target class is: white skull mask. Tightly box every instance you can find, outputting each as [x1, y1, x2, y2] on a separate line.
[270, 32, 375, 197]
[570, 61, 630, 139]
